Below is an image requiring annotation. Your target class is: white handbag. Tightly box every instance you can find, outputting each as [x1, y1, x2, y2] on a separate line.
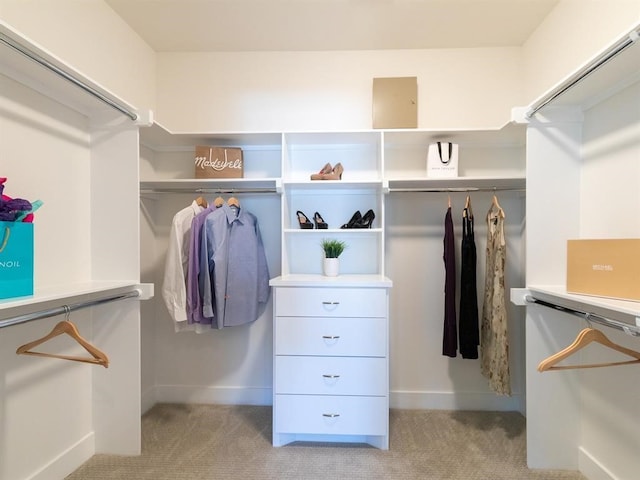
[426, 142, 459, 178]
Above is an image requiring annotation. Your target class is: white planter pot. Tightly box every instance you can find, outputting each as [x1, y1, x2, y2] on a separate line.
[323, 257, 340, 277]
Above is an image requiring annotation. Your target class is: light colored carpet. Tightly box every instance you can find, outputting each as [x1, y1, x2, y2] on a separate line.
[66, 404, 586, 480]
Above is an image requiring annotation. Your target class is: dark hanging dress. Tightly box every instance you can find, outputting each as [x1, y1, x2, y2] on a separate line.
[442, 206, 457, 357]
[459, 206, 479, 359]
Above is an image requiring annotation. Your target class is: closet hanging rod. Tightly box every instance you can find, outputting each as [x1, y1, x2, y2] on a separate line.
[0, 32, 138, 122]
[0, 290, 141, 330]
[524, 295, 640, 337]
[526, 27, 640, 118]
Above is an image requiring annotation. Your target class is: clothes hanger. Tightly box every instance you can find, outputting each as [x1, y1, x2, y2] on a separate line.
[490, 193, 505, 218]
[214, 196, 225, 208]
[16, 308, 109, 368]
[227, 196, 240, 208]
[195, 196, 208, 208]
[464, 194, 473, 218]
[537, 326, 640, 372]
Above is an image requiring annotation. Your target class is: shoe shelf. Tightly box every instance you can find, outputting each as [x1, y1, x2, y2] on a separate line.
[282, 179, 384, 190]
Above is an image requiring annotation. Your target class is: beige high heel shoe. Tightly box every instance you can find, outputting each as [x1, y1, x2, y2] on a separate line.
[320, 162, 343, 180]
[310, 163, 333, 180]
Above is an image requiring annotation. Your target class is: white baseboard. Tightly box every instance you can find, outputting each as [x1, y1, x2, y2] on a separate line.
[27, 432, 94, 480]
[148, 385, 522, 412]
[390, 390, 524, 412]
[154, 385, 273, 406]
[579, 447, 617, 480]
[141, 385, 156, 414]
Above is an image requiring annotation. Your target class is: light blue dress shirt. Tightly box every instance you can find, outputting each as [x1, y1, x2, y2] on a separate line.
[200, 203, 270, 328]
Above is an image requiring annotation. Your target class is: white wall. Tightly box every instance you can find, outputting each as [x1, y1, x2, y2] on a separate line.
[156, 47, 522, 132]
[522, 0, 640, 106]
[0, 0, 156, 114]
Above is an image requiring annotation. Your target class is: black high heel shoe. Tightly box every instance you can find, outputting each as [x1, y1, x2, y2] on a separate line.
[297, 210, 314, 229]
[340, 210, 361, 229]
[354, 209, 375, 228]
[314, 212, 328, 229]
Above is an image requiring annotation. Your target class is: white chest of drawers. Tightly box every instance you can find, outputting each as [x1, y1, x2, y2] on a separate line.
[270, 278, 391, 450]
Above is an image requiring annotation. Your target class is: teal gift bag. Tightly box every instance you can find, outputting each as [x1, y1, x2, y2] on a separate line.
[0, 221, 34, 299]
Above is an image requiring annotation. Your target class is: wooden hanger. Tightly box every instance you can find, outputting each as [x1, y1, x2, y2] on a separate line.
[195, 196, 208, 208]
[463, 194, 473, 218]
[227, 196, 240, 208]
[491, 194, 505, 218]
[16, 315, 109, 368]
[537, 327, 640, 372]
[213, 196, 225, 208]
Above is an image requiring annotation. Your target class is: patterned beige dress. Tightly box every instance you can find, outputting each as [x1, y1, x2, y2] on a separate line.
[480, 202, 511, 395]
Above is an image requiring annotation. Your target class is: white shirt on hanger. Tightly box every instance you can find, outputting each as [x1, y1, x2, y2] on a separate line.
[162, 200, 205, 331]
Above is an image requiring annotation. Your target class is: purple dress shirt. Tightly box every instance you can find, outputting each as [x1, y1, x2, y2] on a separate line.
[186, 204, 217, 327]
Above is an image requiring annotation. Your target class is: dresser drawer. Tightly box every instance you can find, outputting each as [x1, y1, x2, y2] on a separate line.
[274, 394, 388, 436]
[275, 356, 387, 396]
[274, 316, 386, 356]
[275, 287, 387, 318]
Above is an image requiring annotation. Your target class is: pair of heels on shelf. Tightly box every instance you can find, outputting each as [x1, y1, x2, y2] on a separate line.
[297, 210, 327, 229]
[310, 162, 344, 181]
[341, 209, 375, 229]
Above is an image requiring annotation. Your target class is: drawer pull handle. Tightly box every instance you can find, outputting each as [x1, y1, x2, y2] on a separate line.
[322, 301, 340, 305]
[322, 374, 340, 379]
[322, 335, 340, 340]
[322, 413, 340, 418]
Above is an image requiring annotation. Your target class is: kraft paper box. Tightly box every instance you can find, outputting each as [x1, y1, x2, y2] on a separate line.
[427, 142, 459, 178]
[194, 146, 243, 179]
[0, 221, 34, 299]
[372, 77, 418, 129]
[566, 239, 640, 302]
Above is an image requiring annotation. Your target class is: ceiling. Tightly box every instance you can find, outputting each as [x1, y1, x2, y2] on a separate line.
[105, 0, 560, 52]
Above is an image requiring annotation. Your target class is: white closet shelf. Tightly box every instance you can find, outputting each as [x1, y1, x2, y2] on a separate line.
[140, 178, 282, 193]
[387, 176, 525, 191]
[270, 274, 392, 288]
[382, 123, 526, 147]
[140, 122, 283, 151]
[284, 228, 383, 234]
[511, 285, 640, 327]
[283, 179, 384, 190]
[0, 281, 152, 315]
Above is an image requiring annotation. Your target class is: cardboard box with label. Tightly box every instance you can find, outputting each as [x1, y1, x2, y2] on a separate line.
[566, 239, 640, 301]
[194, 146, 243, 179]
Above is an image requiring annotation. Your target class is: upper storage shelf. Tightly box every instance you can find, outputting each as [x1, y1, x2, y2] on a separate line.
[0, 21, 139, 121]
[140, 122, 283, 150]
[526, 25, 640, 116]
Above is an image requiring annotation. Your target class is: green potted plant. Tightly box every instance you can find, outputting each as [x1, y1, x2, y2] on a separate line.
[321, 239, 346, 276]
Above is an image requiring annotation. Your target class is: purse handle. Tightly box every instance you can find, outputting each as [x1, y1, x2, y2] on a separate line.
[0, 226, 10, 253]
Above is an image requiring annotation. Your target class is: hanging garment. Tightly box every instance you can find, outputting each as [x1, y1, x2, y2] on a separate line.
[162, 200, 206, 332]
[459, 204, 479, 359]
[442, 205, 457, 357]
[200, 203, 270, 328]
[186, 204, 218, 328]
[480, 201, 511, 395]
